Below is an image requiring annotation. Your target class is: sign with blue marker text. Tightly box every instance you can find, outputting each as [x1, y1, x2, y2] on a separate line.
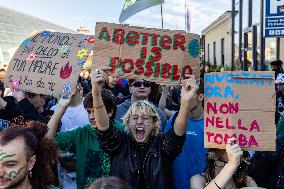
[204, 71, 275, 151]
[265, 0, 284, 37]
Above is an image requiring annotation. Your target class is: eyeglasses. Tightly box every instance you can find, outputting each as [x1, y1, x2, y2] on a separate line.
[131, 81, 151, 88]
[129, 115, 153, 125]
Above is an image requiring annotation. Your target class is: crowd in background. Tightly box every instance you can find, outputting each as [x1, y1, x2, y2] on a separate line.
[0, 60, 283, 189]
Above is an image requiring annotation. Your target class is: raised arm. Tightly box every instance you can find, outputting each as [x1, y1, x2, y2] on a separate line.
[206, 138, 243, 189]
[173, 76, 197, 136]
[91, 67, 111, 131]
[158, 85, 169, 110]
[46, 95, 72, 138]
[191, 138, 243, 189]
[158, 85, 173, 119]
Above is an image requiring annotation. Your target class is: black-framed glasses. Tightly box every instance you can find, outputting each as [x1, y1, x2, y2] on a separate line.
[131, 81, 151, 88]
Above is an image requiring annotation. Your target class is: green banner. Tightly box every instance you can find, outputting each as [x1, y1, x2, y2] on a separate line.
[119, 0, 164, 23]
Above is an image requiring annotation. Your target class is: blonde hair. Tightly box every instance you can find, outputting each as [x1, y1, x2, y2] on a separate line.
[122, 100, 161, 136]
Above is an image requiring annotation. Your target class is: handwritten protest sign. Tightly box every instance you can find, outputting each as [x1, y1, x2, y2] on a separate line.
[93, 22, 200, 84]
[204, 71, 275, 151]
[5, 31, 94, 98]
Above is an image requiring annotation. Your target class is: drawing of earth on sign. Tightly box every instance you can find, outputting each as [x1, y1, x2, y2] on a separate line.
[188, 39, 200, 58]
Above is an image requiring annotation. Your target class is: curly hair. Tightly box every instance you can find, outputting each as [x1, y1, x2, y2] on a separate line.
[204, 149, 250, 188]
[0, 121, 58, 189]
[122, 100, 161, 136]
[84, 89, 117, 120]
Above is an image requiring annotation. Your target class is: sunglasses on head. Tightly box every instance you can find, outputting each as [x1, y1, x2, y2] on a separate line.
[131, 81, 151, 88]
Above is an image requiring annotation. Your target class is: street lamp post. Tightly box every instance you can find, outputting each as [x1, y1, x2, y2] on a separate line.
[260, 0, 265, 70]
[231, 0, 235, 71]
[239, 0, 243, 70]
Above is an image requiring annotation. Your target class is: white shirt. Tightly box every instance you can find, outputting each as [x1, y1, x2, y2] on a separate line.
[51, 102, 89, 132]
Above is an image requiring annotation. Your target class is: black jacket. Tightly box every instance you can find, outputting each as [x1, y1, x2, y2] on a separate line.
[97, 123, 185, 189]
[0, 96, 22, 121]
[0, 96, 22, 130]
[18, 98, 52, 123]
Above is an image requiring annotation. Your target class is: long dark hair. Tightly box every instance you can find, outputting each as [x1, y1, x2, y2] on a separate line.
[204, 149, 250, 188]
[0, 121, 58, 189]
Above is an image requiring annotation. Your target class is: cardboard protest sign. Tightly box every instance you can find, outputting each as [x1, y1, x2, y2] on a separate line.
[204, 71, 275, 151]
[93, 22, 200, 84]
[5, 31, 94, 98]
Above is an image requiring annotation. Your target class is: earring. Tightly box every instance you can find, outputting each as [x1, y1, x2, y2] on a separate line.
[28, 170, 32, 178]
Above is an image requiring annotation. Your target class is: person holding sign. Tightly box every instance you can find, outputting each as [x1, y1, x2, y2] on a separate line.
[92, 67, 196, 189]
[46, 89, 123, 189]
[163, 80, 207, 189]
[190, 138, 261, 189]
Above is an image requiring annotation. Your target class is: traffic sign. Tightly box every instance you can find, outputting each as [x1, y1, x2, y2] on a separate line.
[265, 0, 284, 37]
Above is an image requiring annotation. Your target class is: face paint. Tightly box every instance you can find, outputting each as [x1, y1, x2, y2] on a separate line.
[0, 150, 16, 161]
[2, 166, 28, 189]
[8, 166, 25, 179]
[0, 156, 28, 188]
[0, 139, 31, 189]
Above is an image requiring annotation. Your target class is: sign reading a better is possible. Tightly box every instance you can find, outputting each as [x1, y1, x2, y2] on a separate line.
[265, 0, 284, 37]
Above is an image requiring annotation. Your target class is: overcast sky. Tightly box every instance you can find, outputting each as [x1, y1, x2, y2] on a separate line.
[0, 0, 231, 34]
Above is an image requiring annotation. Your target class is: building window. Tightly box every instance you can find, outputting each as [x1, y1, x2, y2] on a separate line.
[213, 42, 216, 66]
[265, 38, 277, 68]
[207, 43, 210, 62]
[221, 38, 225, 66]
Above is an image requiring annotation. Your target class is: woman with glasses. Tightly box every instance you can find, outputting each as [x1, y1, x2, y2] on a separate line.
[190, 137, 261, 189]
[91, 67, 197, 189]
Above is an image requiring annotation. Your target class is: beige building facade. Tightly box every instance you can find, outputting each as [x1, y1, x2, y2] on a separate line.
[202, 11, 232, 67]
[202, 8, 284, 71]
[281, 38, 284, 61]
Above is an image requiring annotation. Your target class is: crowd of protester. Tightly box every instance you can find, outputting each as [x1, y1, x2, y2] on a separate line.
[0, 60, 283, 189]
